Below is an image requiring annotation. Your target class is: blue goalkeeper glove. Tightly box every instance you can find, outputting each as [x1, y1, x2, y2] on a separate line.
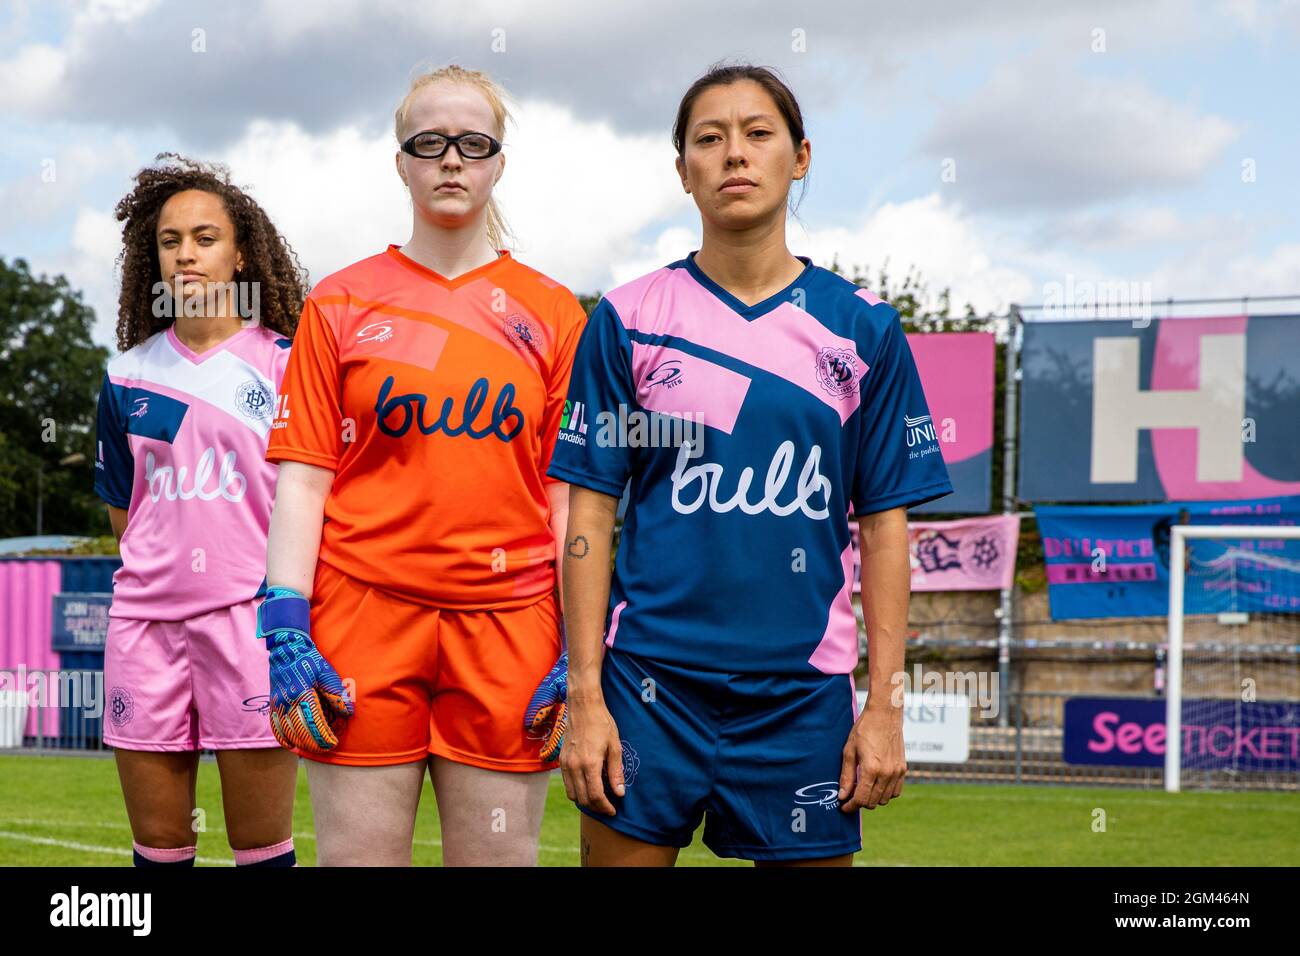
[256, 586, 353, 753]
[525, 649, 568, 763]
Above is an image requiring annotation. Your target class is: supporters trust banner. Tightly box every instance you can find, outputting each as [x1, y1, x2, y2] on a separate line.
[851, 514, 1020, 592]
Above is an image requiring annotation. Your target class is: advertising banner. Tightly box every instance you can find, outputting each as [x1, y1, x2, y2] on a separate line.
[1035, 497, 1300, 618]
[1064, 696, 1300, 772]
[1019, 315, 1300, 502]
[851, 514, 1020, 592]
[907, 332, 995, 514]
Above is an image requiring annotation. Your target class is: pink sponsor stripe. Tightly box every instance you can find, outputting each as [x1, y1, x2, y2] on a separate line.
[339, 313, 450, 373]
[854, 288, 884, 307]
[605, 600, 628, 648]
[808, 540, 859, 674]
[608, 268, 863, 424]
[1045, 562, 1158, 584]
[630, 343, 750, 435]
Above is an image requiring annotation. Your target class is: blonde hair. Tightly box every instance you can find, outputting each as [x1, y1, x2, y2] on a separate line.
[395, 64, 515, 250]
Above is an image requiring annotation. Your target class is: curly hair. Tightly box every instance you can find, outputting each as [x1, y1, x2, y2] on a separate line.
[112, 153, 309, 352]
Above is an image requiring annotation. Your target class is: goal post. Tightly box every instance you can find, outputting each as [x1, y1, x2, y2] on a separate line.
[1165, 524, 1300, 793]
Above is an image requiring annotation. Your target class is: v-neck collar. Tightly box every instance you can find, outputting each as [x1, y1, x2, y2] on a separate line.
[682, 249, 814, 321]
[166, 324, 255, 365]
[386, 244, 511, 289]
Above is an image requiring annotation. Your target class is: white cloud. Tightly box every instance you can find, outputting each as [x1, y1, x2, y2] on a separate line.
[792, 193, 1038, 316]
[1033, 205, 1235, 250]
[213, 99, 688, 297]
[0, 43, 65, 111]
[27, 205, 125, 350]
[0, 137, 138, 234]
[921, 56, 1239, 210]
[214, 119, 409, 287]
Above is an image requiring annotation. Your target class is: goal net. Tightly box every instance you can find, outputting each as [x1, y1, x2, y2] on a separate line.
[1165, 524, 1300, 792]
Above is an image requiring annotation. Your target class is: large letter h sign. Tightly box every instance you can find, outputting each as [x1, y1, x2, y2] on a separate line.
[1091, 333, 1245, 483]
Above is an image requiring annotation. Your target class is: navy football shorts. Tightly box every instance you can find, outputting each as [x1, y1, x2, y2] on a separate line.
[577, 646, 863, 862]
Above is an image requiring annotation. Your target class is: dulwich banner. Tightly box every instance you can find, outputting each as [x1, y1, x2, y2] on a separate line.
[1018, 314, 1300, 502]
[1035, 496, 1300, 619]
[906, 332, 994, 514]
[851, 514, 1020, 592]
[1064, 697, 1300, 772]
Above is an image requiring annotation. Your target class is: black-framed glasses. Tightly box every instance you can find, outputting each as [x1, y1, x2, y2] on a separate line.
[400, 130, 502, 160]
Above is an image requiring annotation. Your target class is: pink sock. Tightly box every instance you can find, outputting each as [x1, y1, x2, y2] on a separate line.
[133, 842, 197, 865]
[233, 837, 296, 867]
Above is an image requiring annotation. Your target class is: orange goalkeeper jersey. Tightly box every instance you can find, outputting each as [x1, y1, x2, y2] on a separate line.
[267, 245, 587, 610]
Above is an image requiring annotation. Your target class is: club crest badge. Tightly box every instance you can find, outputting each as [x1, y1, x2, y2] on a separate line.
[815, 347, 860, 398]
[236, 380, 274, 422]
[503, 312, 542, 354]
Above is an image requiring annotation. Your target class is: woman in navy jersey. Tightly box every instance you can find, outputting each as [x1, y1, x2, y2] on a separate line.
[548, 64, 953, 865]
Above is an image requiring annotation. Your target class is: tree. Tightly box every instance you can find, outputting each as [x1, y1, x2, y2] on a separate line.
[0, 257, 111, 538]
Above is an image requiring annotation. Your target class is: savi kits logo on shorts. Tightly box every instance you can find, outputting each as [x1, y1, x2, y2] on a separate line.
[815, 347, 859, 398]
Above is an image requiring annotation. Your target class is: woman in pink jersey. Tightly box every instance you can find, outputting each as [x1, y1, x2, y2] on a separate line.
[94, 154, 308, 867]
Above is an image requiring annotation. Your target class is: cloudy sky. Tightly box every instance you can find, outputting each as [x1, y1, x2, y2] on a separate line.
[2, 0, 1297, 352]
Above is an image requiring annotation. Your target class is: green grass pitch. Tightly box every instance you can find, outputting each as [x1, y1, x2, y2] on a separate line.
[0, 754, 1295, 866]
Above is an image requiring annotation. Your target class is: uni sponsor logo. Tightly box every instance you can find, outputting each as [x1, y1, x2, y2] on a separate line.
[904, 412, 937, 448]
[129, 397, 149, 419]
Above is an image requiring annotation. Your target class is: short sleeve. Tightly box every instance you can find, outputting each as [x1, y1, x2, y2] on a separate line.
[266, 296, 343, 470]
[94, 373, 133, 508]
[538, 292, 589, 486]
[545, 297, 636, 498]
[851, 314, 954, 515]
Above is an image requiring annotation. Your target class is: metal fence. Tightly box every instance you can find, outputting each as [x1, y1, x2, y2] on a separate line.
[5, 669, 1295, 792]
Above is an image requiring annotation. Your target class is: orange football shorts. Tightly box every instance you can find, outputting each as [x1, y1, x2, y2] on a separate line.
[294, 558, 563, 770]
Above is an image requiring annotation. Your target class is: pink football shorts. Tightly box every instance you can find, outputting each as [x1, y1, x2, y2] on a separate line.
[102, 598, 279, 751]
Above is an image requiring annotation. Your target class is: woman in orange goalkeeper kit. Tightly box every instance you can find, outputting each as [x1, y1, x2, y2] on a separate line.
[260, 64, 585, 865]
